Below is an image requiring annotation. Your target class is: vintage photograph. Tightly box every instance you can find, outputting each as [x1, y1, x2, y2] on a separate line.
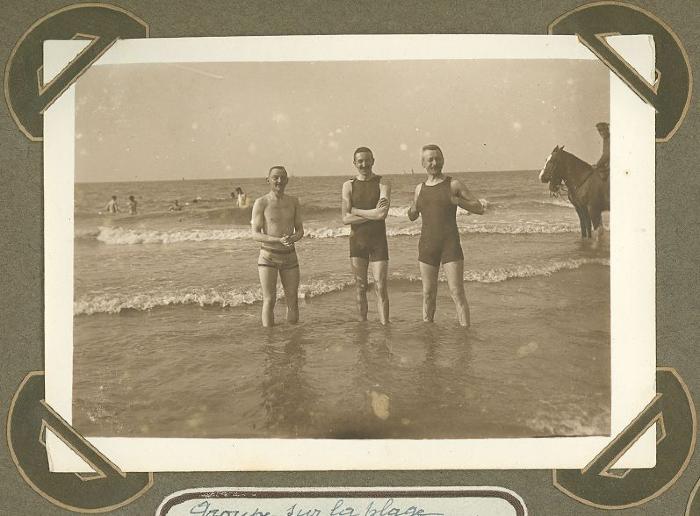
[44, 35, 656, 470]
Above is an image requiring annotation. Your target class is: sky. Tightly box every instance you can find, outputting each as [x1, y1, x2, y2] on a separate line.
[75, 59, 609, 182]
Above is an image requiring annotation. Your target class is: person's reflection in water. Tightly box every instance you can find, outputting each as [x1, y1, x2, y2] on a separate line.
[325, 322, 394, 439]
[357, 323, 395, 435]
[412, 324, 474, 438]
[259, 326, 317, 437]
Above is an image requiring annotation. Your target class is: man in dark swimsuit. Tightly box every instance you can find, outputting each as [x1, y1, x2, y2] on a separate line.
[594, 122, 610, 181]
[341, 147, 391, 324]
[408, 144, 484, 327]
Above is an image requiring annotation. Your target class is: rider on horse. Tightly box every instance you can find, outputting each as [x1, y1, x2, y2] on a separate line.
[594, 122, 610, 181]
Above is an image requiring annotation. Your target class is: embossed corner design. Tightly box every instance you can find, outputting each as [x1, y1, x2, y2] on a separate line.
[549, 0, 693, 142]
[6, 372, 154, 513]
[553, 367, 696, 510]
[686, 477, 700, 516]
[3, 3, 148, 142]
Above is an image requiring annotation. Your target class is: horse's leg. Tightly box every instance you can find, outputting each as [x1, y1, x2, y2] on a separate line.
[575, 205, 585, 238]
[590, 207, 604, 247]
[584, 209, 593, 239]
[575, 204, 590, 239]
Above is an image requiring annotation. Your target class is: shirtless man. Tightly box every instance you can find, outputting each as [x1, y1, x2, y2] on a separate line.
[251, 166, 304, 327]
[127, 195, 137, 214]
[104, 195, 119, 214]
[408, 145, 483, 327]
[341, 147, 391, 324]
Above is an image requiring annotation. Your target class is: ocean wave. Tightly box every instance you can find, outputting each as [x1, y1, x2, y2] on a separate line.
[78, 200, 498, 226]
[390, 257, 610, 283]
[523, 406, 610, 437]
[387, 199, 491, 218]
[76, 206, 255, 225]
[535, 198, 574, 208]
[74, 278, 357, 315]
[92, 226, 253, 244]
[81, 220, 581, 245]
[74, 257, 608, 315]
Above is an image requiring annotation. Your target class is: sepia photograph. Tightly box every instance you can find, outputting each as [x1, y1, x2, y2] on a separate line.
[43, 35, 655, 470]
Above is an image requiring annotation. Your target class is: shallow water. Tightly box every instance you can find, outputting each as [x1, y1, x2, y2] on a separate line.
[73, 170, 610, 439]
[73, 267, 609, 439]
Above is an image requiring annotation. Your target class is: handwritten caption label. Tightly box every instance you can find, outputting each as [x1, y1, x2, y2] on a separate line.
[191, 498, 442, 516]
[157, 489, 526, 516]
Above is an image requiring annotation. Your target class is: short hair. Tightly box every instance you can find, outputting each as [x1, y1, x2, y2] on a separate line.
[596, 122, 609, 129]
[111, 195, 117, 199]
[353, 147, 374, 160]
[421, 144, 444, 158]
[268, 165, 287, 176]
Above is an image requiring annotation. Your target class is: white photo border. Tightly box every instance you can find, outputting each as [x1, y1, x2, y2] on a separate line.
[44, 34, 656, 471]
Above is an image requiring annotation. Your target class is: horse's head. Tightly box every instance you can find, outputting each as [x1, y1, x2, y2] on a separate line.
[539, 145, 565, 192]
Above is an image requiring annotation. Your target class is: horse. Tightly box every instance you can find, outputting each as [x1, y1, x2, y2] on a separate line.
[539, 145, 609, 241]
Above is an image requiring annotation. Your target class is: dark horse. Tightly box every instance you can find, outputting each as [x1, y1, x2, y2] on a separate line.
[539, 145, 609, 241]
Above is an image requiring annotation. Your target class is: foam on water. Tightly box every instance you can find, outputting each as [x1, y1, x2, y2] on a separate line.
[82, 220, 586, 245]
[523, 406, 610, 437]
[74, 257, 609, 315]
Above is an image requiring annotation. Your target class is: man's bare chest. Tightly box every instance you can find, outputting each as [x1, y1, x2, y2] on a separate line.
[264, 201, 294, 224]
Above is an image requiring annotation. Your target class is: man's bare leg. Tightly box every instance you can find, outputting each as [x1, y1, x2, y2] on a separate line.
[351, 257, 369, 321]
[258, 266, 278, 327]
[444, 260, 469, 327]
[419, 261, 439, 322]
[370, 260, 389, 325]
[280, 266, 300, 324]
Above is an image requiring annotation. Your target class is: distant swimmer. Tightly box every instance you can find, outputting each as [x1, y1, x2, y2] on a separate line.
[236, 187, 249, 208]
[251, 166, 304, 327]
[169, 199, 183, 211]
[127, 195, 137, 215]
[341, 146, 391, 324]
[104, 195, 119, 214]
[407, 144, 484, 327]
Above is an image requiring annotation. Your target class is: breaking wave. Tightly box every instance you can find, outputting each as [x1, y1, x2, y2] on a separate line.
[74, 257, 608, 315]
[79, 220, 582, 245]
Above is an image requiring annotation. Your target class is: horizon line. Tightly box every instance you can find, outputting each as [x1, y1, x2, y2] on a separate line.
[75, 168, 539, 184]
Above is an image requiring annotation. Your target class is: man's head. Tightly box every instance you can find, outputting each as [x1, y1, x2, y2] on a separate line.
[421, 144, 444, 175]
[111, 195, 117, 200]
[596, 122, 610, 138]
[267, 166, 289, 194]
[353, 147, 375, 176]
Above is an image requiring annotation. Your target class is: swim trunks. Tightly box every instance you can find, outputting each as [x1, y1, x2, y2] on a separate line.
[258, 246, 299, 271]
[416, 176, 463, 266]
[349, 175, 389, 262]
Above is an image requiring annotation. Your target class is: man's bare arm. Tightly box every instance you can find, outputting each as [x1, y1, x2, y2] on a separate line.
[451, 179, 484, 214]
[341, 180, 369, 225]
[350, 181, 391, 221]
[250, 197, 282, 244]
[284, 197, 305, 245]
[407, 183, 422, 221]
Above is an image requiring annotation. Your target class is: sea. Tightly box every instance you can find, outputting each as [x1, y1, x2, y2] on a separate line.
[73, 170, 611, 439]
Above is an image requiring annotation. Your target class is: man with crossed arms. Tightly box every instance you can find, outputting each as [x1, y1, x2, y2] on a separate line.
[341, 147, 391, 325]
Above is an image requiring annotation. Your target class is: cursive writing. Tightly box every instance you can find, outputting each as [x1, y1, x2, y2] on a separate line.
[190, 501, 271, 516]
[189, 499, 444, 516]
[328, 498, 443, 516]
